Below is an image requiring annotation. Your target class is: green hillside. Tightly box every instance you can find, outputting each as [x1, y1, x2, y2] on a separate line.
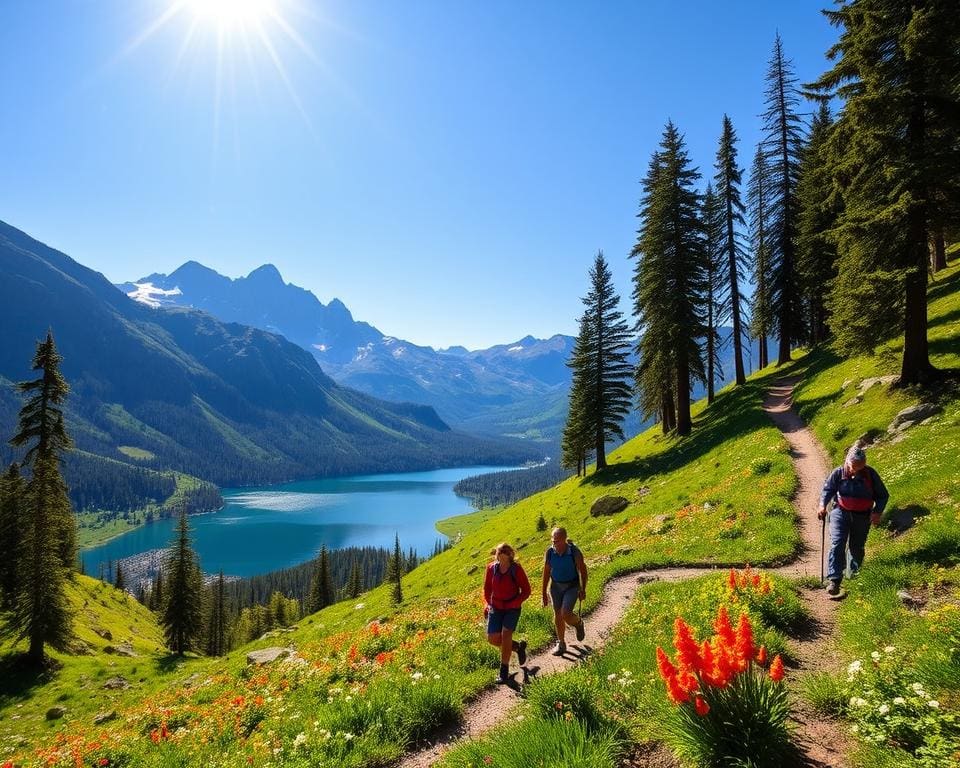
[3, 265, 958, 768]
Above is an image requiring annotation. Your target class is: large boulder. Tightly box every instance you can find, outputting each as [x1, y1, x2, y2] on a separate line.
[246, 647, 290, 666]
[46, 707, 67, 720]
[94, 711, 118, 725]
[103, 676, 130, 690]
[590, 495, 630, 517]
[888, 403, 942, 433]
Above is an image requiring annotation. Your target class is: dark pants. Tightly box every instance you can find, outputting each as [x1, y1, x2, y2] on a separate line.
[828, 509, 871, 584]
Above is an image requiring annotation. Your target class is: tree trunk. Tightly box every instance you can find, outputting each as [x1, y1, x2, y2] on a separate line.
[759, 336, 768, 370]
[676, 354, 691, 436]
[931, 227, 946, 272]
[726, 197, 746, 385]
[707, 318, 715, 404]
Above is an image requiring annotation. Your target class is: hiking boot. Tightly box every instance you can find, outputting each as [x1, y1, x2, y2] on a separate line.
[496, 664, 509, 684]
[575, 620, 585, 642]
[826, 580, 841, 596]
[551, 642, 566, 656]
[516, 640, 527, 666]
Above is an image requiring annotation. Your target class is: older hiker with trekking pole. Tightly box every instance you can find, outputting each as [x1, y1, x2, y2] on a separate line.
[818, 445, 889, 596]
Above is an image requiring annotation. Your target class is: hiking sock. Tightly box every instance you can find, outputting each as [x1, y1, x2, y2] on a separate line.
[515, 640, 527, 666]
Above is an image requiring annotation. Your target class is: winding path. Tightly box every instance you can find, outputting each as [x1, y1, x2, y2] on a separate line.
[396, 379, 849, 768]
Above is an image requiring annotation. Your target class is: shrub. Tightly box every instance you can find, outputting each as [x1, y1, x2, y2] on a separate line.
[655, 606, 791, 767]
[750, 458, 773, 475]
[525, 666, 610, 732]
[844, 647, 960, 767]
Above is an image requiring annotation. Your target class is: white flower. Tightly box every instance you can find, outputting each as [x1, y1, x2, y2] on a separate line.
[847, 660, 863, 675]
[893, 697, 906, 705]
[354, 603, 365, 610]
[878, 704, 890, 715]
[343, 732, 355, 741]
[912, 682, 925, 694]
[871, 651, 881, 662]
[884, 645, 895, 653]
[293, 733, 307, 749]
[411, 671, 423, 680]
[851, 725, 859, 734]
[607, 673, 617, 681]
[929, 700, 940, 709]
[849, 696, 868, 708]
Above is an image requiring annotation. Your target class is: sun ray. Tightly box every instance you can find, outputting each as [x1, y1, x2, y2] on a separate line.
[251, 19, 318, 138]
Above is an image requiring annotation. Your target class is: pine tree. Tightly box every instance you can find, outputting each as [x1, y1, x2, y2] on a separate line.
[796, 102, 840, 345]
[114, 562, 125, 592]
[632, 121, 708, 436]
[307, 546, 333, 613]
[206, 571, 228, 656]
[762, 34, 807, 364]
[714, 115, 750, 385]
[0, 464, 25, 610]
[346, 559, 363, 599]
[386, 533, 403, 604]
[809, 0, 960, 384]
[748, 145, 775, 370]
[150, 568, 164, 612]
[703, 183, 725, 403]
[573, 251, 633, 468]
[561, 313, 594, 475]
[6, 333, 75, 664]
[161, 507, 205, 655]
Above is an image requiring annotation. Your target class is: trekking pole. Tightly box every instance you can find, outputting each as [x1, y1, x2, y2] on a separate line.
[820, 511, 827, 585]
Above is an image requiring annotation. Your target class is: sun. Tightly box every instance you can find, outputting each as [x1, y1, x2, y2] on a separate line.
[183, 0, 278, 30]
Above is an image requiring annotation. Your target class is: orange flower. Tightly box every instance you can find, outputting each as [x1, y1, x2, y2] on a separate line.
[760, 581, 771, 595]
[254, 695, 265, 707]
[694, 695, 710, 716]
[656, 646, 678, 683]
[714, 606, 736, 650]
[665, 674, 692, 704]
[673, 618, 701, 673]
[769, 654, 785, 682]
[756, 645, 768, 666]
[369, 621, 381, 637]
[734, 613, 754, 668]
[751, 573, 761, 588]
[727, 569, 737, 591]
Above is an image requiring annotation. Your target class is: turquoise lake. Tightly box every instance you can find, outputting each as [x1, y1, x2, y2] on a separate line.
[80, 466, 515, 578]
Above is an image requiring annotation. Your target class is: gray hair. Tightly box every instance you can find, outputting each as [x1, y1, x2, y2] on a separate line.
[846, 445, 866, 464]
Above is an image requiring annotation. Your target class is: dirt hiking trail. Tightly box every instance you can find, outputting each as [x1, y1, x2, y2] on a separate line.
[396, 379, 852, 768]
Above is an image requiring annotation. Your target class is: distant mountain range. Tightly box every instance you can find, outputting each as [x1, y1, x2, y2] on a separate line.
[118, 264, 578, 442]
[0, 219, 540, 495]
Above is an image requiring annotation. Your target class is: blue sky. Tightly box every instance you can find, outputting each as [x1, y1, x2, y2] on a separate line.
[0, 1, 838, 350]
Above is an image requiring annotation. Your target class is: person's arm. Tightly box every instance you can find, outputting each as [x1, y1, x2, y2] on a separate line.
[871, 468, 890, 520]
[541, 559, 551, 607]
[517, 564, 532, 604]
[575, 551, 588, 600]
[483, 565, 493, 613]
[819, 468, 840, 519]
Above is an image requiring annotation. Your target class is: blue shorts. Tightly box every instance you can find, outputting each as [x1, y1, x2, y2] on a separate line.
[487, 608, 521, 634]
[550, 580, 579, 612]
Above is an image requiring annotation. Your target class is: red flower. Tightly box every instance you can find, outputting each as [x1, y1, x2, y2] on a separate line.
[655, 646, 677, 683]
[99, 759, 110, 766]
[673, 618, 701, 673]
[694, 695, 710, 716]
[714, 606, 736, 650]
[734, 613, 754, 667]
[751, 573, 761, 588]
[760, 581, 771, 595]
[727, 569, 737, 591]
[769, 654, 785, 682]
[665, 674, 692, 704]
[756, 645, 768, 666]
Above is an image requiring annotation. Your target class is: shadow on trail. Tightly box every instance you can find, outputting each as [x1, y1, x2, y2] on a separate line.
[579, 380, 772, 489]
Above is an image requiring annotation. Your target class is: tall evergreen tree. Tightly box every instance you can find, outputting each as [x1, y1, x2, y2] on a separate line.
[809, 0, 960, 384]
[161, 508, 205, 655]
[11, 332, 77, 570]
[346, 559, 363, 600]
[748, 146, 775, 369]
[6, 333, 75, 664]
[632, 122, 708, 436]
[0, 464, 25, 610]
[714, 115, 750, 385]
[561, 313, 594, 475]
[150, 567, 164, 612]
[574, 251, 633, 467]
[307, 546, 333, 613]
[703, 183, 725, 403]
[206, 571, 228, 656]
[796, 102, 840, 345]
[114, 562, 125, 592]
[762, 34, 807, 364]
[386, 533, 403, 604]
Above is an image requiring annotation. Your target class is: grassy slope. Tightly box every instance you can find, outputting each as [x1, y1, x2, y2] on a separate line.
[2, 355, 799, 766]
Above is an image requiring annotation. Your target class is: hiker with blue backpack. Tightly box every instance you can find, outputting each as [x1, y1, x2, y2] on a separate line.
[483, 542, 532, 683]
[818, 445, 890, 596]
[541, 527, 588, 656]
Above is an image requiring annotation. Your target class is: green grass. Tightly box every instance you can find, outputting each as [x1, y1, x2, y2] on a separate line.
[435, 505, 505, 540]
[790, 262, 960, 767]
[2, 353, 802, 767]
[117, 446, 156, 461]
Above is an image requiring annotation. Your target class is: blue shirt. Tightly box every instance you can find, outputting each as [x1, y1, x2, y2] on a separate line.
[820, 466, 889, 514]
[545, 543, 580, 582]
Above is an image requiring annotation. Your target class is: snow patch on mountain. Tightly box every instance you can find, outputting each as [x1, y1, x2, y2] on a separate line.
[126, 282, 183, 308]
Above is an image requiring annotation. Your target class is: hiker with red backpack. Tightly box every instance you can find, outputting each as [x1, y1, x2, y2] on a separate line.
[483, 542, 531, 683]
[541, 527, 588, 656]
[818, 445, 889, 596]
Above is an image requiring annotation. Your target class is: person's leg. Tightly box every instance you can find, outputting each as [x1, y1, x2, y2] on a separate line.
[550, 582, 567, 650]
[847, 513, 871, 576]
[828, 509, 850, 586]
[487, 632, 502, 648]
[560, 585, 584, 640]
[500, 628, 514, 665]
